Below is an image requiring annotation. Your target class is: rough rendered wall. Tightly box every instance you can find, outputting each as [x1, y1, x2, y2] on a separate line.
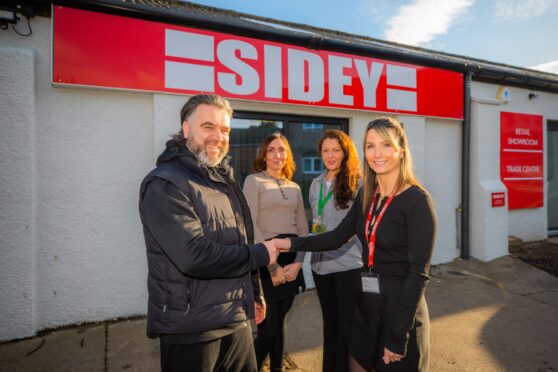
[35, 86, 153, 329]
[1, 17, 153, 340]
[469, 91, 509, 261]
[0, 46, 37, 341]
[424, 119, 462, 263]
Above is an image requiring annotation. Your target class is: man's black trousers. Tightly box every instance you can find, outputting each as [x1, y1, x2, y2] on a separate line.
[159, 323, 257, 372]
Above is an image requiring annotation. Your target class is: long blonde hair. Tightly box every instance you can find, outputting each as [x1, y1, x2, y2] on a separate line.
[361, 117, 424, 213]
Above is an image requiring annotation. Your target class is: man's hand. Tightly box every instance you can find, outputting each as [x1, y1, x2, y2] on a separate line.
[263, 239, 279, 265]
[284, 262, 302, 282]
[255, 298, 266, 325]
[270, 266, 286, 286]
[274, 238, 292, 253]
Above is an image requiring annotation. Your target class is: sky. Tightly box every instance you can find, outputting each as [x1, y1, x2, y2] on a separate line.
[186, 0, 558, 74]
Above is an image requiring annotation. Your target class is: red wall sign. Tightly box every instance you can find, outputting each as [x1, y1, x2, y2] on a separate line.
[52, 6, 464, 119]
[500, 112, 544, 209]
[491, 192, 506, 208]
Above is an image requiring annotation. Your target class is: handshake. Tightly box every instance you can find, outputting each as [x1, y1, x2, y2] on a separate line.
[262, 238, 292, 265]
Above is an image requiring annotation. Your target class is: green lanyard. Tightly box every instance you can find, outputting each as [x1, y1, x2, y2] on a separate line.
[317, 183, 334, 217]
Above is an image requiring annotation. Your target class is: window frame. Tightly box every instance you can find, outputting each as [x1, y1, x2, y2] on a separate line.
[233, 111, 349, 131]
[301, 156, 324, 174]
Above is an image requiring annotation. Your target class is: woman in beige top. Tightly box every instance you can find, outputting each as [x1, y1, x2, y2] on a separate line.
[243, 132, 308, 372]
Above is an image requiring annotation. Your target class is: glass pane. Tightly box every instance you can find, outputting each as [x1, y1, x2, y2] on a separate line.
[303, 158, 312, 172]
[229, 118, 283, 186]
[314, 158, 322, 172]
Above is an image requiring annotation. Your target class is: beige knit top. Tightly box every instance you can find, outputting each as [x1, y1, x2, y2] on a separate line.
[243, 172, 309, 262]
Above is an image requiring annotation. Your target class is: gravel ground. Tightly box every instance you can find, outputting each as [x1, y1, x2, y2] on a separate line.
[509, 237, 558, 278]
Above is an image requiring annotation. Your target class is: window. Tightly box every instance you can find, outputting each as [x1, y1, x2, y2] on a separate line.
[302, 157, 324, 174]
[229, 118, 283, 183]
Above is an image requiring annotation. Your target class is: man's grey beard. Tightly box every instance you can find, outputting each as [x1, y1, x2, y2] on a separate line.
[186, 138, 228, 167]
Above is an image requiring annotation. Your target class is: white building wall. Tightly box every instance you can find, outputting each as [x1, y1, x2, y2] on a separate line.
[424, 119, 463, 263]
[499, 85, 556, 240]
[1, 17, 153, 340]
[471, 82, 558, 245]
[469, 93, 509, 261]
[0, 46, 37, 341]
[35, 85, 153, 329]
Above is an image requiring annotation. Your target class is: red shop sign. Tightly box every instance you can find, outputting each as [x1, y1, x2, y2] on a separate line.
[52, 6, 464, 120]
[500, 112, 543, 209]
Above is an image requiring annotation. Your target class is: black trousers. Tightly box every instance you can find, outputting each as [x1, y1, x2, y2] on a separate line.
[254, 295, 295, 371]
[160, 323, 257, 372]
[313, 268, 362, 372]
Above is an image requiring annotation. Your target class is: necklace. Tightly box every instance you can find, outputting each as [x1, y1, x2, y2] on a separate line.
[263, 171, 288, 200]
[263, 170, 285, 184]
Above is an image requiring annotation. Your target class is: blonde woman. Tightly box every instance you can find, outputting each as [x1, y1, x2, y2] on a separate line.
[275, 118, 436, 372]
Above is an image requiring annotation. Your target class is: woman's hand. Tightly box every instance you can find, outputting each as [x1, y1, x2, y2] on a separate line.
[283, 262, 302, 282]
[270, 265, 286, 286]
[383, 347, 404, 365]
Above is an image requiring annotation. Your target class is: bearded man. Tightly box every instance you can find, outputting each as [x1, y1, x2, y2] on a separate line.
[139, 94, 278, 372]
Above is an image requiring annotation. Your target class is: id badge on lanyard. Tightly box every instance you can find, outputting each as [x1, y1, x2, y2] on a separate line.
[312, 183, 333, 234]
[363, 191, 394, 294]
[362, 271, 381, 293]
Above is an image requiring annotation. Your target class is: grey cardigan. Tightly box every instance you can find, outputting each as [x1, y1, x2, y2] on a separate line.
[309, 171, 362, 274]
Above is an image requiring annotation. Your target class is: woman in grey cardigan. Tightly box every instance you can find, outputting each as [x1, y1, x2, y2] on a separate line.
[310, 129, 362, 372]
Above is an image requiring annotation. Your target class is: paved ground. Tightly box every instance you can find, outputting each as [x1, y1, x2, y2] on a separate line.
[1, 255, 557, 372]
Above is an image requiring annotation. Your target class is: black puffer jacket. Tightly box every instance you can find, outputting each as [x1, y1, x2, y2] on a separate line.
[139, 140, 269, 338]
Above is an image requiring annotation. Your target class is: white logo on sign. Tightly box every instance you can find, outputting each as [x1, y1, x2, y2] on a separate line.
[386, 65, 417, 111]
[165, 29, 215, 91]
[164, 28, 418, 112]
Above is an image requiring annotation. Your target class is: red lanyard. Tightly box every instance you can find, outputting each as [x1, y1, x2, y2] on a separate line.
[365, 191, 394, 268]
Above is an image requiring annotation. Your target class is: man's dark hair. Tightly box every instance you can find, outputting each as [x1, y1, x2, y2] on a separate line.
[173, 94, 233, 142]
[180, 94, 233, 124]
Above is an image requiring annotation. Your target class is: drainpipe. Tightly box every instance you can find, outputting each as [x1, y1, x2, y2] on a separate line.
[461, 71, 472, 259]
